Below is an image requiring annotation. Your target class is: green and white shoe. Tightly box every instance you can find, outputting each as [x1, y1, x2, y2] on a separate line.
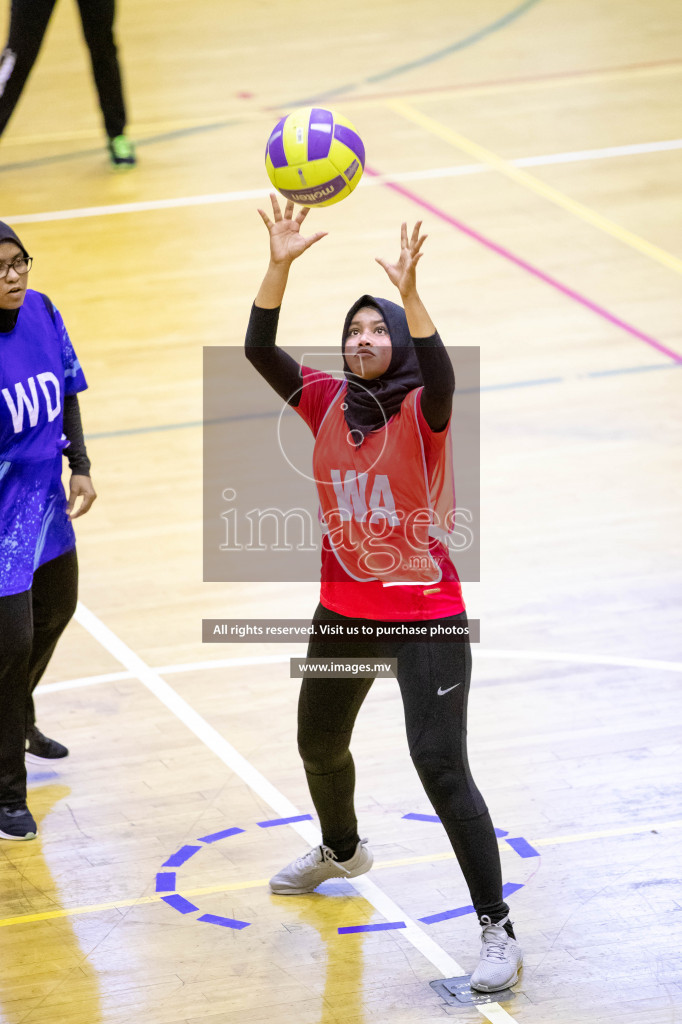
[108, 134, 136, 168]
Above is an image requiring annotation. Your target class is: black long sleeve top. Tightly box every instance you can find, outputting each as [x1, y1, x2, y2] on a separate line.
[244, 303, 455, 432]
[63, 394, 91, 476]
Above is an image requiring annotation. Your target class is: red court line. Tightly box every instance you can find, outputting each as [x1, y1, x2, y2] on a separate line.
[340, 58, 682, 106]
[367, 168, 682, 363]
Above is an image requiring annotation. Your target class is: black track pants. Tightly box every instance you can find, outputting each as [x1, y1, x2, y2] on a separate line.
[297, 604, 510, 923]
[0, 548, 78, 805]
[0, 0, 126, 139]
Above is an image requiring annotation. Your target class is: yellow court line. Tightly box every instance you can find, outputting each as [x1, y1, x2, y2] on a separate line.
[2, 819, 679, 930]
[386, 98, 682, 278]
[0, 876, 271, 928]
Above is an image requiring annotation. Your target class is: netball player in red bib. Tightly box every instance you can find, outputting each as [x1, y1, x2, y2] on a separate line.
[244, 195, 522, 992]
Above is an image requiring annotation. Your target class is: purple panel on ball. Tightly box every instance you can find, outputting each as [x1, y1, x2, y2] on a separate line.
[277, 173, 347, 205]
[267, 116, 288, 169]
[344, 159, 360, 181]
[333, 124, 365, 168]
[307, 107, 334, 161]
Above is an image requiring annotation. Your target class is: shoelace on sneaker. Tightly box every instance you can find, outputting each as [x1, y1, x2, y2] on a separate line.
[295, 844, 353, 875]
[479, 916, 511, 962]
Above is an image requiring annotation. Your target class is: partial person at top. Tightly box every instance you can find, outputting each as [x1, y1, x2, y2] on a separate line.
[0, 0, 135, 167]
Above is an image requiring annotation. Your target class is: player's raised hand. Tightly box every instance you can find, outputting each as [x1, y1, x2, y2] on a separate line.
[257, 194, 327, 265]
[376, 221, 427, 297]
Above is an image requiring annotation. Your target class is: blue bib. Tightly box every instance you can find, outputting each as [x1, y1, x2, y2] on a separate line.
[0, 289, 87, 462]
[0, 291, 86, 595]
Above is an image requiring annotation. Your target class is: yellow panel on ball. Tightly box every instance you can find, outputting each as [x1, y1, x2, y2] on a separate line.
[265, 106, 365, 207]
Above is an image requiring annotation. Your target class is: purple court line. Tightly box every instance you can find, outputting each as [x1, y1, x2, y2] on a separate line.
[402, 813, 508, 838]
[338, 921, 407, 934]
[257, 814, 313, 828]
[366, 167, 682, 364]
[197, 826, 245, 844]
[506, 837, 540, 858]
[161, 894, 199, 914]
[155, 872, 176, 892]
[420, 882, 525, 925]
[198, 913, 251, 930]
[26, 769, 58, 783]
[420, 904, 476, 924]
[162, 844, 202, 868]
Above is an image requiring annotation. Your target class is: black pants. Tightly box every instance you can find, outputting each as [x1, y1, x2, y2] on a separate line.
[298, 604, 510, 923]
[0, 0, 126, 139]
[0, 548, 78, 806]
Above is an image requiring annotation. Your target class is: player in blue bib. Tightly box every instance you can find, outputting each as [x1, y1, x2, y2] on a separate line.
[0, 221, 97, 840]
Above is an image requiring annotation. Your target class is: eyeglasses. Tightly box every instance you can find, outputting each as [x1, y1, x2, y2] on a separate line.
[0, 256, 33, 279]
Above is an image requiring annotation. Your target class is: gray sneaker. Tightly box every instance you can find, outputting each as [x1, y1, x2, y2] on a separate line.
[469, 915, 523, 992]
[269, 838, 373, 894]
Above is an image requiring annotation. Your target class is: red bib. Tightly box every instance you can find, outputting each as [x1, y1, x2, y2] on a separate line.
[313, 386, 456, 584]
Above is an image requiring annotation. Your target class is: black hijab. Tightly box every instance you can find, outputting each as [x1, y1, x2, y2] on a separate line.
[341, 294, 422, 446]
[0, 221, 29, 334]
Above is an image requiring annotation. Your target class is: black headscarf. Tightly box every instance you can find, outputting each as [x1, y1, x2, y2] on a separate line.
[0, 221, 29, 333]
[0, 221, 29, 257]
[341, 294, 422, 446]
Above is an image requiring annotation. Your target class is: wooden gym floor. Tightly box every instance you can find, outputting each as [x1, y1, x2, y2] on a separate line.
[1, 1, 681, 1022]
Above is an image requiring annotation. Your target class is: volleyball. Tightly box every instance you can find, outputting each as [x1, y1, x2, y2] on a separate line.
[265, 106, 365, 208]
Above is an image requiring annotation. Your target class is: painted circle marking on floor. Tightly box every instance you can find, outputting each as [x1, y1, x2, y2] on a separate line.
[155, 813, 537, 935]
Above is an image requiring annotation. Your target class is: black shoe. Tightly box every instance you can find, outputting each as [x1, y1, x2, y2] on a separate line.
[26, 726, 69, 764]
[0, 804, 37, 840]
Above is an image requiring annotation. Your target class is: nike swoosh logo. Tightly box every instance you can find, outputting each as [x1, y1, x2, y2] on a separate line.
[437, 683, 461, 696]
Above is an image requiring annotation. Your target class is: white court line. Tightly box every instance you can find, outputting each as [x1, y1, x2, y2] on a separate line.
[31, 645, 682, 847]
[38, 654, 294, 694]
[41, 669, 135, 693]
[3, 138, 682, 225]
[476, 648, 682, 673]
[156, 653, 296, 673]
[39, 644, 682, 696]
[73, 602, 517, 1023]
